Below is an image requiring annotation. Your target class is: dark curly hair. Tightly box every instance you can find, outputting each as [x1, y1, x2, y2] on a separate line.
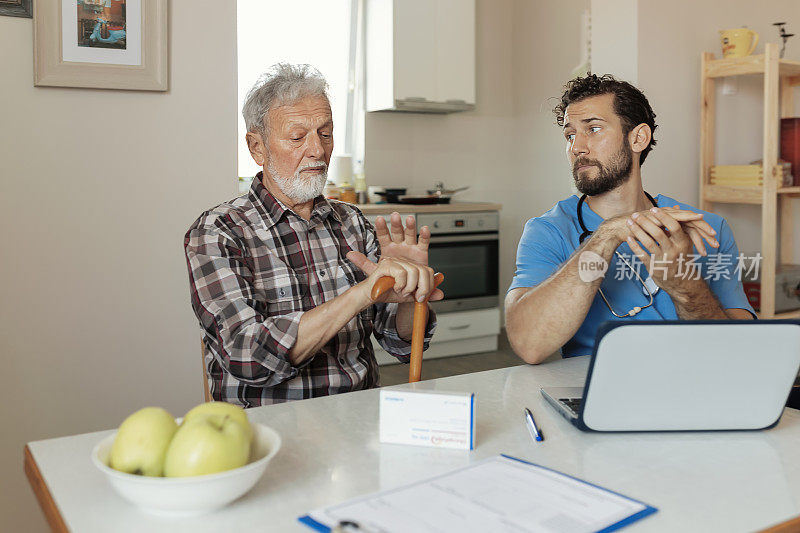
[553, 74, 658, 165]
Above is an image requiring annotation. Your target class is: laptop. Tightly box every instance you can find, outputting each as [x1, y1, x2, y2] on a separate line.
[541, 320, 800, 432]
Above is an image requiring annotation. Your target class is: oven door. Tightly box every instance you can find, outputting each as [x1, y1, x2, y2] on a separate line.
[427, 233, 499, 313]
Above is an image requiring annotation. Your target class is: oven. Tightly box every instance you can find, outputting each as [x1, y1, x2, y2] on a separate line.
[417, 211, 499, 313]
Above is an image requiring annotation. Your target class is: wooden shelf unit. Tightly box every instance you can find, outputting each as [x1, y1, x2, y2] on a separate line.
[700, 43, 800, 318]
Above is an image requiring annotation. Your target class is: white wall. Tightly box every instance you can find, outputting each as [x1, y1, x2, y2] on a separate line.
[0, 2, 238, 531]
[592, 0, 639, 82]
[365, 0, 590, 302]
[636, 0, 800, 261]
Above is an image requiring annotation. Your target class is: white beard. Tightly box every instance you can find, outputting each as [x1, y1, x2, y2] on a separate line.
[267, 160, 328, 203]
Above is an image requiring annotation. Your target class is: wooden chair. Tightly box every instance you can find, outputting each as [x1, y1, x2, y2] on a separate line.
[200, 339, 211, 402]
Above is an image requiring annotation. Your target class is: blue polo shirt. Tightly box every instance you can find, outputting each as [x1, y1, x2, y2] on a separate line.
[509, 194, 755, 357]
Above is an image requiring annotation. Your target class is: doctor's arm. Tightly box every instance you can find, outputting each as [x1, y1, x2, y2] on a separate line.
[626, 209, 754, 320]
[505, 221, 626, 365]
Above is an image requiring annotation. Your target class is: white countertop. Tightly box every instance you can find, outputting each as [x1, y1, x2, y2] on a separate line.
[355, 202, 501, 214]
[27, 358, 800, 532]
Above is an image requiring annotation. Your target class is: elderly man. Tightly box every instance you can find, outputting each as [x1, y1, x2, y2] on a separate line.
[505, 74, 754, 364]
[185, 63, 441, 406]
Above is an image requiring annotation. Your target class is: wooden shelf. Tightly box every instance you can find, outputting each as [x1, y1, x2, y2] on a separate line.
[757, 309, 800, 320]
[703, 184, 763, 204]
[700, 44, 799, 318]
[705, 54, 800, 78]
[703, 185, 800, 204]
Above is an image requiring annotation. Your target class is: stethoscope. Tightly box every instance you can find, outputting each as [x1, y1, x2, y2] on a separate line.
[576, 192, 659, 317]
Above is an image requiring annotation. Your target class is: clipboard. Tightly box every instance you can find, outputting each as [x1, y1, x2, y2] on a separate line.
[299, 454, 657, 533]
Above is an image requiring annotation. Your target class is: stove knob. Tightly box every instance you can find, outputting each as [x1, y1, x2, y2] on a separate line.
[433, 221, 439, 229]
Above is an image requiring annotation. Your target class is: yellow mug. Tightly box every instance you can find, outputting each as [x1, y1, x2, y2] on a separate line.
[719, 28, 759, 58]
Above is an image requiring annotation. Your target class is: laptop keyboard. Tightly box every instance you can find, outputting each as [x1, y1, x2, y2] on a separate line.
[559, 398, 583, 415]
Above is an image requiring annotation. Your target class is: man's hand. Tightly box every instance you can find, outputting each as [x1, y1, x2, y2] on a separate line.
[347, 211, 443, 304]
[600, 206, 719, 256]
[625, 207, 699, 293]
[347, 254, 444, 304]
[373, 212, 431, 264]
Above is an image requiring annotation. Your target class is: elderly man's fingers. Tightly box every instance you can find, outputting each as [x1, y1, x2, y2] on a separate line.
[428, 288, 445, 301]
[414, 265, 435, 302]
[685, 227, 708, 256]
[629, 213, 669, 251]
[404, 215, 417, 245]
[374, 216, 392, 248]
[389, 212, 405, 244]
[418, 225, 431, 249]
[402, 265, 419, 297]
[346, 251, 377, 274]
[387, 264, 408, 294]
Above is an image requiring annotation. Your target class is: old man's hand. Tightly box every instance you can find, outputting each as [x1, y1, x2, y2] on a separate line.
[372, 212, 431, 265]
[347, 254, 444, 304]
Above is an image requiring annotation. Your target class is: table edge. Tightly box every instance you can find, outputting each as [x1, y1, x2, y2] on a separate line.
[24, 444, 69, 533]
[759, 514, 800, 532]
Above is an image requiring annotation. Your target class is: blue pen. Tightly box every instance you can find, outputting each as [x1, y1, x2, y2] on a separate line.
[524, 407, 544, 442]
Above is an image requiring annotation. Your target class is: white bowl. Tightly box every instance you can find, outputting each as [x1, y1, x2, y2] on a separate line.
[92, 422, 281, 516]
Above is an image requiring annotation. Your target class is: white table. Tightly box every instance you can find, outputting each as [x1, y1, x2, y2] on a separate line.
[25, 357, 800, 532]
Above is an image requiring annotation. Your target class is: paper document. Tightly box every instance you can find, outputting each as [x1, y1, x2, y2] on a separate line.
[299, 455, 656, 533]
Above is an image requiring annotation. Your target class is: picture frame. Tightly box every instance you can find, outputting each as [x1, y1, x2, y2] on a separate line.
[34, 0, 168, 91]
[0, 0, 32, 18]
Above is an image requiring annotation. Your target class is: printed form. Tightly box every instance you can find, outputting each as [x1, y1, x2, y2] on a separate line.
[301, 455, 656, 532]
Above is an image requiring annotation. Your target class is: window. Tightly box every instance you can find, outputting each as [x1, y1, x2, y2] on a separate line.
[236, 0, 363, 179]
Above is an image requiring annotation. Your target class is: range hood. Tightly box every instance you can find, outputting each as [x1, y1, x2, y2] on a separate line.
[390, 98, 475, 114]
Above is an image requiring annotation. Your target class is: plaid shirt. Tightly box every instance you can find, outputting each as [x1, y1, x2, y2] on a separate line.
[184, 175, 436, 406]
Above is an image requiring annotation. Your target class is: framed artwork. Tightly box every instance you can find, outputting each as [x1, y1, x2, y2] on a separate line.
[0, 0, 32, 18]
[34, 0, 168, 91]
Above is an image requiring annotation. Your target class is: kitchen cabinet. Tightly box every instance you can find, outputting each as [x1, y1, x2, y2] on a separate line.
[366, 0, 475, 113]
[372, 307, 501, 365]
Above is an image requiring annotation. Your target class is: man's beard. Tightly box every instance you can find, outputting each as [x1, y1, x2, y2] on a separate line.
[267, 160, 328, 203]
[572, 143, 633, 196]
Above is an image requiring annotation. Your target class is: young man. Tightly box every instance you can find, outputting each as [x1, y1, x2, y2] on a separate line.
[505, 74, 754, 364]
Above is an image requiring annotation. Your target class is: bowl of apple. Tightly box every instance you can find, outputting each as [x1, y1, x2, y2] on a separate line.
[91, 402, 281, 516]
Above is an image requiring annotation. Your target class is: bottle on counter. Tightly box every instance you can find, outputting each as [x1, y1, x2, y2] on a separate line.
[354, 163, 368, 204]
[324, 179, 340, 200]
[339, 183, 357, 204]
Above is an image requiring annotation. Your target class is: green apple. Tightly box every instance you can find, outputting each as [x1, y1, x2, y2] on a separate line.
[163, 413, 251, 477]
[109, 407, 178, 476]
[183, 401, 253, 443]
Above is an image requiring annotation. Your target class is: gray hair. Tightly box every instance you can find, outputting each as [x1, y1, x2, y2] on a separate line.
[242, 63, 330, 138]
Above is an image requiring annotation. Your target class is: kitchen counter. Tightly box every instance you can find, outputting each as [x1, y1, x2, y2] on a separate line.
[355, 201, 501, 214]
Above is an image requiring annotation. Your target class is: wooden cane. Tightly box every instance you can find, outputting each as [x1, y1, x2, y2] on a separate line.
[370, 272, 445, 383]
